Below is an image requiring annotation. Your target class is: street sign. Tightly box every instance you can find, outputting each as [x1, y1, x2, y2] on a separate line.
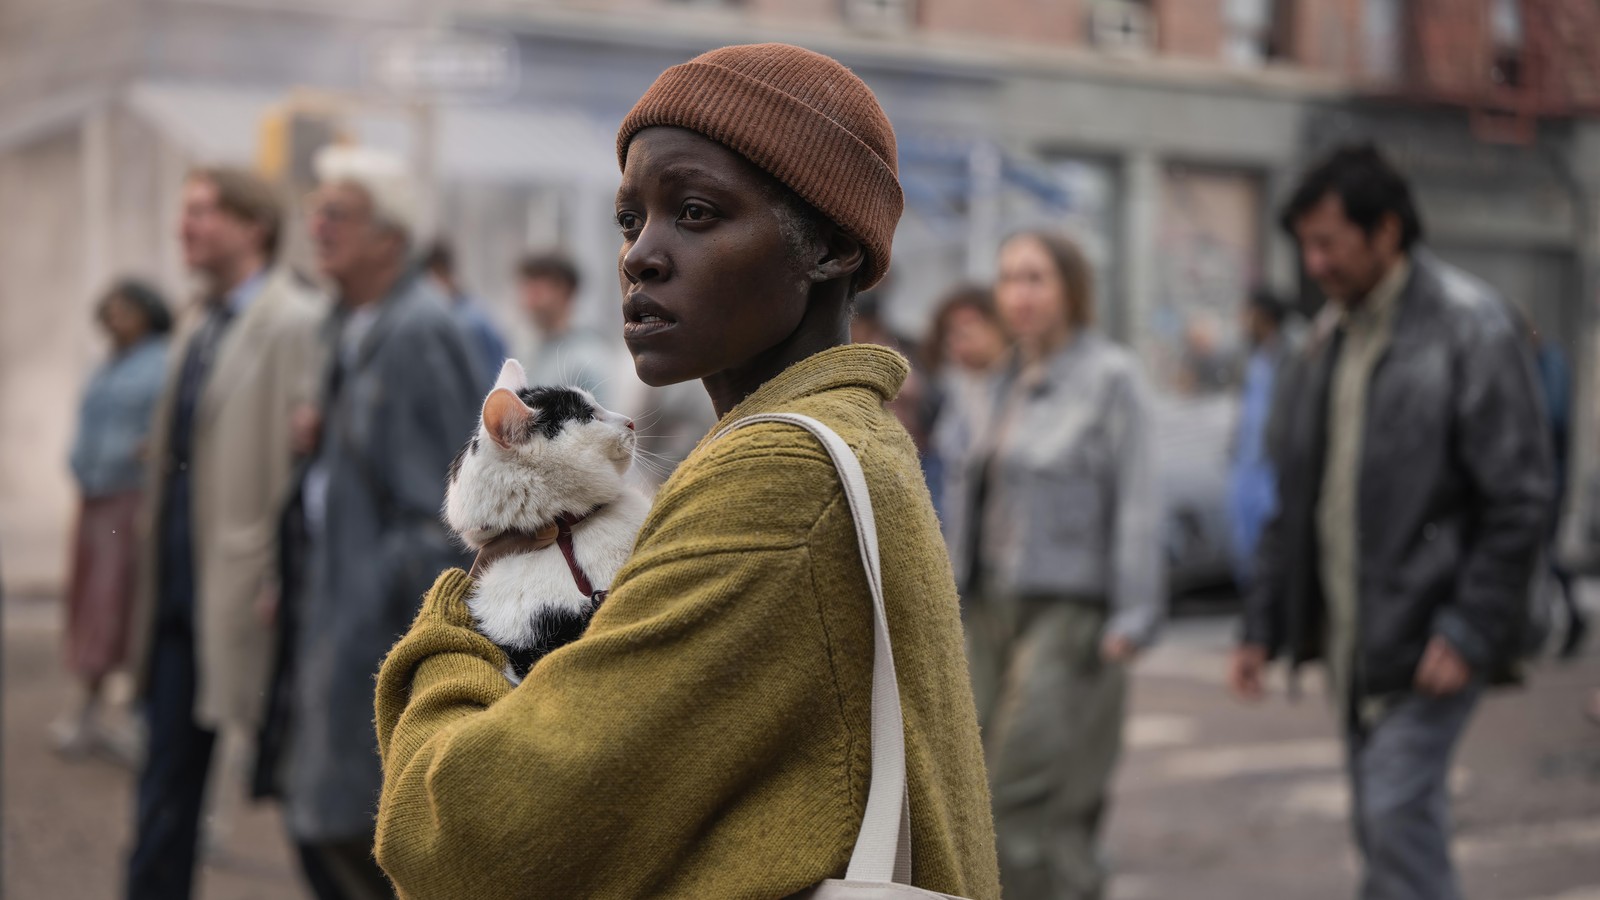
[366, 30, 519, 100]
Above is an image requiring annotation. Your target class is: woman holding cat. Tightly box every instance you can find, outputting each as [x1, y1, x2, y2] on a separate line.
[942, 230, 1165, 900]
[374, 43, 1000, 899]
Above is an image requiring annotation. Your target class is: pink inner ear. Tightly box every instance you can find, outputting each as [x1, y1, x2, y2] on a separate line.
[482, 388, 534, 449]
[494, 358, 527, 392]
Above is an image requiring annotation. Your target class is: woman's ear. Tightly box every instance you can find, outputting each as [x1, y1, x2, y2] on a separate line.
[809, 224, 865, 286]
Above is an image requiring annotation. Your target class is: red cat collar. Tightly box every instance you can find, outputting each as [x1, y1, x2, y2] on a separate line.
[468, 508, 604, 603]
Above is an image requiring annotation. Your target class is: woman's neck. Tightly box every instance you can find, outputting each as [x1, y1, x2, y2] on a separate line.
[702, 289, 852, 418]
[1020, 324, 1074, 367]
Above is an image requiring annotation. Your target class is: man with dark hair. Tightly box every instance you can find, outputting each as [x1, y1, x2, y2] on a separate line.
[422, 240, 508, 389]
[1229, 143, 1552, 900]
[126, 167, 324, 899]
[517, 251, 581, 290]
[515, 250, 618, 401]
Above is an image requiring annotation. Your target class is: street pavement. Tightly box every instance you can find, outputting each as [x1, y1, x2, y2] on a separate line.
[5, 590, 1599, 899]
[1107, 610, 1600, 900]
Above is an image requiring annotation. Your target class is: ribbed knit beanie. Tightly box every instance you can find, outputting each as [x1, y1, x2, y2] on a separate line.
[617, 43, 902, 290]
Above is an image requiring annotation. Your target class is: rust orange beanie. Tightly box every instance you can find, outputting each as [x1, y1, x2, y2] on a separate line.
[617, 43, 903, 290]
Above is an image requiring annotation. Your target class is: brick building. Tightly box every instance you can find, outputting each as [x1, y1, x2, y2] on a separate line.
[3, 0, 1599, 593]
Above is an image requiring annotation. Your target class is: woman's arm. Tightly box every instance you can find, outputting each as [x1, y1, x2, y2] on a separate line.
[67, 383, 98, 491]
[1105, 365, 1166, 647]
[373, 443, 858, 898]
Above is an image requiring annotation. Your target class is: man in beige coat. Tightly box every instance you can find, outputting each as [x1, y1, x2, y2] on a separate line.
[126, 167, 324, 900]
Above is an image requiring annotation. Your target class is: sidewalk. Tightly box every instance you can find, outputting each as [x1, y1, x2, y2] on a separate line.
[5, 592, 1599, 899]
[1108, 613, 1600, 900]
[3, 595, 298, 899]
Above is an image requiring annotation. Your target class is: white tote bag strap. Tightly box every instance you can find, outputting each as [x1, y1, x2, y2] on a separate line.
[714, 413, 913, 884]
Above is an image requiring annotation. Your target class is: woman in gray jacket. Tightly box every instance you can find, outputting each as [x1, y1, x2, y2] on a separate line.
[943, 229, 1164, 900]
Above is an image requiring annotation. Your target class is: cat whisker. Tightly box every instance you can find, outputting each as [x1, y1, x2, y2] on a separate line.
[626, 407, 666, 430]
[630, 447, 683, 466]
[627, 451, 674, 476]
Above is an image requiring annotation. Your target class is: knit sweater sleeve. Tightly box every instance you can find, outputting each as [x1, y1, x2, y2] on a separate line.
[372, 436, 861, 898]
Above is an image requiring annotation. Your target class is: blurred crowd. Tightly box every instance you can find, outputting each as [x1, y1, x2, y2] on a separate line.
[52, 137, 1596, 900]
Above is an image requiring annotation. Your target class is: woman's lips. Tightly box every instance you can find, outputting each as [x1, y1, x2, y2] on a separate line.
[623, 314, 674, 340]
[623, 293, 676, 341]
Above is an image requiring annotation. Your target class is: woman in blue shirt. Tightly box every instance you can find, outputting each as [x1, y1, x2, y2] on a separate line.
[57, 279, 171, 757]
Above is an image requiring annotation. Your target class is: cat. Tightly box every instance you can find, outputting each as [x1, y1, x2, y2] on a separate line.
[443, 359, 650, 682]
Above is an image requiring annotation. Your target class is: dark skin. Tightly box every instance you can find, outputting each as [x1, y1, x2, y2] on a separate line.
[615, 126, 864, 417]
[468, 129, 866, 575]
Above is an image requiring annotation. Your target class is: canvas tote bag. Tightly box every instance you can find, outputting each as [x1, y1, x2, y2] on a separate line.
[714, 414, 972, 900]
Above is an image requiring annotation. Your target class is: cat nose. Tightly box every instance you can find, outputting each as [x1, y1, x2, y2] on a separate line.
[625, 419, 635, 431]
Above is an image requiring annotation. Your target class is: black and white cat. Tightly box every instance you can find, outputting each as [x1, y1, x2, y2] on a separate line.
[444, 359, 650, 682]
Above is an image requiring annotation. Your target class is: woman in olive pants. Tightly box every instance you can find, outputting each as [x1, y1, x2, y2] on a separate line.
[942, 230, 1166, 900]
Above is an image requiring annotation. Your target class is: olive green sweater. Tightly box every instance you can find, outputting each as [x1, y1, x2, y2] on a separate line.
[374, 345, 1001, 899]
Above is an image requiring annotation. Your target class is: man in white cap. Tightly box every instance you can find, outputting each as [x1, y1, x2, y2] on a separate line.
[280, 145, 479, 899]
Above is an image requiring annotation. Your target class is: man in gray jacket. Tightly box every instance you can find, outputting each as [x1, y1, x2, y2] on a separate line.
[1230, 145, 1552, 900]
[284, 146, 479, 899]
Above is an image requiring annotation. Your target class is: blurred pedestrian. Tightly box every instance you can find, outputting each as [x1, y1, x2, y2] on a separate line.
[852, 288, 936, 479]
[422, 239, 508, 391]
[284, 145, 478, 900]
[943, 230, 1165, 900]
[1177, 314, 1233, 395]
[56, 279, 172, 759]
[1229, 144, 1552, 900]
[926, 284, 1009, 380]
[1226, 289, 1291, 591]
[516, 251, 617, 401]
[1526, 322, 1586, 657]
[125, 167, 325, 900]
[926, 284, 1008, 519]
[372, 42, 1001, 899]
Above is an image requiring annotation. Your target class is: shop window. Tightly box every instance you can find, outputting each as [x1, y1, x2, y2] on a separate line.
[1223, 0, 1279, 66]
[1490, 0, 1524, 87]
[1363, 0, 1404, 81]
[843, 0, 916, 33]
[1090, 0, 1156, 54]
[1154, 165, 1264, 396]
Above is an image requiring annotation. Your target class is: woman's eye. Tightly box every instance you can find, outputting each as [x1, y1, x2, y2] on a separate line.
[616, 212, 641, 234]
[680, 202, 714, 223]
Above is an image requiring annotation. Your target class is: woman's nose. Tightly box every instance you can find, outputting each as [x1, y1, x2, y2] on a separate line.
[621, 227, 669, 285]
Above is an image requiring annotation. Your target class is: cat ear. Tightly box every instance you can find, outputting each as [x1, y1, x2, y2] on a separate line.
[494, 359, 527, 392]
[482, 388, 536, 450]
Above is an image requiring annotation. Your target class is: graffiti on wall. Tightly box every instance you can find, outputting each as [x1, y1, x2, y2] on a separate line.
[1152, 165, 1263, 396]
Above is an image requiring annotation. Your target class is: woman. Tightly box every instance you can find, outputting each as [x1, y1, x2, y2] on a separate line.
[58, 279, 172, 756]
[374, 43, 1001, 899]
[942, 231, 1164, 900]
[925, 285, 1008, 519]
[926, 285, 1008, 381]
